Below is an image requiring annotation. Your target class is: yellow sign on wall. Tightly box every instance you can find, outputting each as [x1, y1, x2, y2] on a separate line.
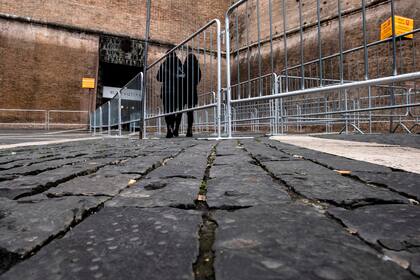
[381, 16, 414, 40]
[82, 78, 95, 89]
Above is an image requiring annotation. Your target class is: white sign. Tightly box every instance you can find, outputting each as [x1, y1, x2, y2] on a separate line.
[103, 86, 142, 101]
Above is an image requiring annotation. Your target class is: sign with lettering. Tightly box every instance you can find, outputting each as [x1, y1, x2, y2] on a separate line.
[82, 78, 96, 89]
[103, 86, 142, 101]
[381, 16, 414, 40]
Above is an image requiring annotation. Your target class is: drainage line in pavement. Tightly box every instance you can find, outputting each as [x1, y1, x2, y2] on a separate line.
[193, 144, 218, 280]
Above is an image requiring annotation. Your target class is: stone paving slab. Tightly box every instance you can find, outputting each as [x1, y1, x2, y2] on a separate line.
[145, 144, 212, 180]
[207, 141, 290, 208]
[243, 141, 408, 206]
[264, 139, 420, 201]
[47, 173, 136, 197]
[279, 173, 408, 206]
[0, 160, 114, 199]
[106, 177, 200, 208]
[351, 171, 420, 201]
[0, 157, 86, 177]
[264, 138, 393, 173]
[214, 204, 415, 280]
[328, 204, 420, 276]
[207, 175, 290, 208]
[0, 196, 108, 273]
[0, 207, 201, 280]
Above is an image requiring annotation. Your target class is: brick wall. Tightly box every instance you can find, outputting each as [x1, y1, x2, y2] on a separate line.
[0, 0, 231, 43]
[0, 19, 98, 125]
[0, 0, 231, 128]
[230, 0, 420, 82]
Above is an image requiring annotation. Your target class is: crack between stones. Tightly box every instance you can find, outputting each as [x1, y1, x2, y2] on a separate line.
[242, 143, 320, 205]
[193, 144, 218, 280]
[0, 200, 108, 275]
[325, 211, 420, 276]
[13, 164, 108, 200]
[45, 193, 114, 199]
[343, 174, 420, 204]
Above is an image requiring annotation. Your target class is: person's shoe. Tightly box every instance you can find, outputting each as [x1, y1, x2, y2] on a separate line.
[173, 129, 179, 137]
[186, 129, 193, 137]
[166, 129, 174, 138]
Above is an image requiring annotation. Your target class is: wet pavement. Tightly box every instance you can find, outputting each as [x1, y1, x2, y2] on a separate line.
[0, 136, 419, 279]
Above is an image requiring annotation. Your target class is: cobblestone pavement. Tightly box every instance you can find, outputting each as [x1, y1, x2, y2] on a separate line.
[0, 137, 419, 279]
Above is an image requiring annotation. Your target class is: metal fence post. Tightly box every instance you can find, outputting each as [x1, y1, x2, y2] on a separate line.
[108, 101, 111, 135]
[141, 72, 147, 139]
[225, 15, 232, 138]
[45, 111, 49, 131]
[89, 112, 92, 133]
[93, 111, 96, 136]
[99, 106, 103, 133]
[118, 91, 122, 136]
[273, 74, 279, 135]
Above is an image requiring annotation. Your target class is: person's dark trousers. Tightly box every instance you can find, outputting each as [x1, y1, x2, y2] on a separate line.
[186, 111, 194, 137]
[173, 113, 182, 137]
[165, 115, 175, 138]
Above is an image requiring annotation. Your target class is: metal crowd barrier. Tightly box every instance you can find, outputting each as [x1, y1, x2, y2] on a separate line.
[90, 0, 420, 138]
[90, 72, 143, 136]
[224, 0, 420, 136]
[143, 19, 222, 138]
[0, 109, 89, 130]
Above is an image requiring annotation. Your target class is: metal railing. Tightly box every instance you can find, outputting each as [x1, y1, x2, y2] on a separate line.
[224, 0, 420, 136]
[90, 0, 420, 137]
[0, 109, 89, 130]
[90, 72, 143, 136]
[143, 19, 222, 138]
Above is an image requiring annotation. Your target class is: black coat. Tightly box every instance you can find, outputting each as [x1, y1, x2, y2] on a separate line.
[157, 53, 183, 113]
[182, 54, 201, 108]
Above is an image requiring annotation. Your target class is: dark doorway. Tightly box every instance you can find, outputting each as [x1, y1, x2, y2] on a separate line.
[100, 62, 141, 89]
[97, 36, 145, 107]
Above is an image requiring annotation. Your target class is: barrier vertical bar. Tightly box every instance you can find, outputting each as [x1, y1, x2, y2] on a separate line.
[108, 101, 111, 135]
[142, 0, 151, 139]
[390, 0, 397, 76]
[99, 106, 103, 133]
[362, 0, 372, 133]
[46, 111, 49, 131]
[93, 111, 96, 136]
[282, 0, 289, 92]
[89, 112, 92, 133]
[118, 91, 122, 136]
[224, 15, 232, 138]
[317, 0, 323, 87]
[298, 0, 305, 90]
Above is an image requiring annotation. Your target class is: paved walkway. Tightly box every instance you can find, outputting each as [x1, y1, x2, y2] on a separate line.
[271, 135, 420, 174]
[0, 130, 99, 149]
[0, 137, 419, 279]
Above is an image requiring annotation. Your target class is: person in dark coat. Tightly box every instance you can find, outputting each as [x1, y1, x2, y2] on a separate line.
[174, 53, 201, 137]
[156, 51, 183, 138]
